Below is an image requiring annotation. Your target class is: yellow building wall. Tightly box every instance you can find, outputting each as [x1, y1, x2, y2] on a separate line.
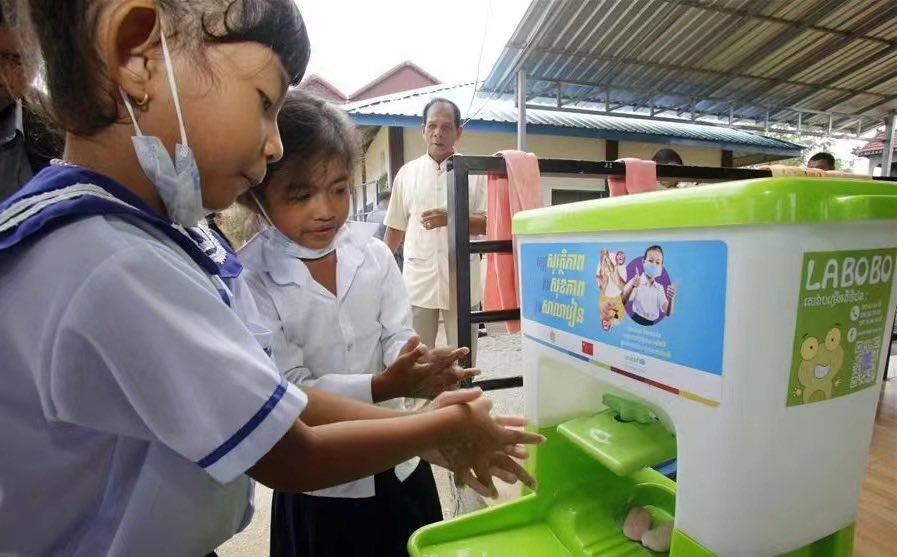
[365, 126, 391, 184]
[402, 128, 613, 206]
[369, 127, 728, 206]
[619, 141, 721, 166]
[404, 128, 722, 205]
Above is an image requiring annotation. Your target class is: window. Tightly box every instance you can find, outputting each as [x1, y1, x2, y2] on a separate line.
[551, 189, 606, 206]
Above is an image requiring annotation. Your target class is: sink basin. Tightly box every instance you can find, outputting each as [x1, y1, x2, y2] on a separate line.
[409, 429, 676, 557]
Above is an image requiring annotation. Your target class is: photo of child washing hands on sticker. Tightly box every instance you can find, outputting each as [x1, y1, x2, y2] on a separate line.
[596, 249, 627, 331]
[621, 245, 677, 326]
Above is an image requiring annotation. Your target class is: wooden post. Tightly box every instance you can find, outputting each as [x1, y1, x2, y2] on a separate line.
[721, 150, 734, 168]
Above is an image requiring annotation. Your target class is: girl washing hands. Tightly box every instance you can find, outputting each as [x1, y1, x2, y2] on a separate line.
[238, 92, 484, 556]
[0, 2, 541, 555]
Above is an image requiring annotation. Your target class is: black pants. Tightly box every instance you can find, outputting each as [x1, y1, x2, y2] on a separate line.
[270, 461, 442, 557]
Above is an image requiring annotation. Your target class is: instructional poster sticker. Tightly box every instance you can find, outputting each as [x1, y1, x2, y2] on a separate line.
[520, 240, 727, 406]
[787, 248, 897, 407]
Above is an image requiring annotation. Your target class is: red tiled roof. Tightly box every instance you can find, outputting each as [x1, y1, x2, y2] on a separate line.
[298, 75, 348, 103]
[348, 61, 441, 102]
[858, 132, 897, 156]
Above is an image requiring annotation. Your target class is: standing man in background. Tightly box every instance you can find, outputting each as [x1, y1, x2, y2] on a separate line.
[0, 5, 60, 201]
[384, 98, 487, 362]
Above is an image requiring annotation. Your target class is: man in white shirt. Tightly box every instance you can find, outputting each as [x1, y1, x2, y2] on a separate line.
[384, 98, 487, 361]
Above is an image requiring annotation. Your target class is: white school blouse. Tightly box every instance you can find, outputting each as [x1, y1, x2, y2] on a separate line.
[0, 215, 306, 556]
[239, 223, 420, 498]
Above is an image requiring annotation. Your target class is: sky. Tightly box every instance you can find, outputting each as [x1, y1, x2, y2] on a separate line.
[294, 0, 530, 96]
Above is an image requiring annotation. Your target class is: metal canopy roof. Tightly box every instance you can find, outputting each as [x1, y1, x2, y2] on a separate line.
[482, 0, 897, 139]
[343, 82, 802, 163]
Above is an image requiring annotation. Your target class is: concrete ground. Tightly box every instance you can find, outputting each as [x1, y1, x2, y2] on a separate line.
[217, 323, 525, 556]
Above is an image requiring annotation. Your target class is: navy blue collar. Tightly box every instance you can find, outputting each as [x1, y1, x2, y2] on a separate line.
[0, 165, 242, 278]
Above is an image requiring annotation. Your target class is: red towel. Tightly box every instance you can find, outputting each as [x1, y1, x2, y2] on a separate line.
[484, 150, 543, 333]
[607, 158, 657, 196]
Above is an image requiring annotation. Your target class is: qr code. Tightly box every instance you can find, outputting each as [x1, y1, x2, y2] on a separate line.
[850, 347, 878, 389]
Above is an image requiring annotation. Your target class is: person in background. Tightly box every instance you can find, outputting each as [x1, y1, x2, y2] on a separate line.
[0, 4, 61, 201]
[368, 190, 402, 269]
[383, 98, 487, 360]
[368, 190, 390, 236]
[651, 148, 687, 190]
[808, 152, 835, 171]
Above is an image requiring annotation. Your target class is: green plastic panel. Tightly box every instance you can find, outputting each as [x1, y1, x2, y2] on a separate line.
[513, 177, 897, 236]
[556, 410, 677, 476]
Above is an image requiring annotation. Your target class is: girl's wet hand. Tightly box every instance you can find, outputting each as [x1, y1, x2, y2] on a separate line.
[438, 397, 545, 495]
[407, 346, 479, 399]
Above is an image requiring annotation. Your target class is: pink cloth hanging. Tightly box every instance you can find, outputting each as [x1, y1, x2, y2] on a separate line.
[484, 150, 543, 333]
[607, 158, 657, 196]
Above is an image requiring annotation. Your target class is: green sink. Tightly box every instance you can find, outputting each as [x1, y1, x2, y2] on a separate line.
[409, 428, 677, 557]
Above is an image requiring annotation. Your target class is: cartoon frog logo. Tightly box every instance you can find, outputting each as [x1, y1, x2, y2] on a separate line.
[796, 325, 845, 403]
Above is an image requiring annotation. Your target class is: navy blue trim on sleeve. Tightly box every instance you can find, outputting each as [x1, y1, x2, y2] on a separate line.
[197, 376, 289, 469]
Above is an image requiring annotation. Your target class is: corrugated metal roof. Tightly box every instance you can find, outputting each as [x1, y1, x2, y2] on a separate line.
[343, 82, 802, 157]
[482, 0, 897, 137]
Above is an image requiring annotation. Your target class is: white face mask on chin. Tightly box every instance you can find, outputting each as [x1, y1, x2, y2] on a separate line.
[249, 191, 338, 260]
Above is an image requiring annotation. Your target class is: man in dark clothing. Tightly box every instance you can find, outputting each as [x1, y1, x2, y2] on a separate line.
[0, 6, 62, 201]
[368, 190, 403, 270]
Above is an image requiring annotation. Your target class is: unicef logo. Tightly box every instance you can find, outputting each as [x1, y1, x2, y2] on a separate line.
[625, 354, 647, 368]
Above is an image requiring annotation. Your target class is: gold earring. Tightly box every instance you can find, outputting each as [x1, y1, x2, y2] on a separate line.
[135, 92, 149, 107]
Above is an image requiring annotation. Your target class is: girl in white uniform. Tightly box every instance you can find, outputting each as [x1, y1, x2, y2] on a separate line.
[0, 2, 541, 556]
[239, 92, 478, 557]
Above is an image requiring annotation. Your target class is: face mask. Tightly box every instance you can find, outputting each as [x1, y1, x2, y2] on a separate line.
[250, 191, 337, 260]
[120, 26, 207, 227]
[643, 261, 663, 279]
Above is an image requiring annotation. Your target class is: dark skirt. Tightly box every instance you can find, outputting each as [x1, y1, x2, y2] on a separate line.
[270, 461, 443, 557]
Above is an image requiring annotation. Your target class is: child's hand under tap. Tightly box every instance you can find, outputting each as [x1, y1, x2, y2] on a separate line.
[420, 389, 543, 497]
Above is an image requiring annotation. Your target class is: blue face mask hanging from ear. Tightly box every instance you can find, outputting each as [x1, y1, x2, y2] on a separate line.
[120, 25, 207, 227]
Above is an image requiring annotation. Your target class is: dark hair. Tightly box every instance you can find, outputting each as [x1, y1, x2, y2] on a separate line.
[651, 148, 683, 166]
[644, 245, 664, 259]
[422, 97, 461, 128]
[809, 152, 835, 169]
[16, 0, 309, 136]
[378, 190, 391, 203]
[239, 91, 359, 208]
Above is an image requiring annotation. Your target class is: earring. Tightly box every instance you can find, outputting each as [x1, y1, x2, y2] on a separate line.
[135, 91, 149, 107]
